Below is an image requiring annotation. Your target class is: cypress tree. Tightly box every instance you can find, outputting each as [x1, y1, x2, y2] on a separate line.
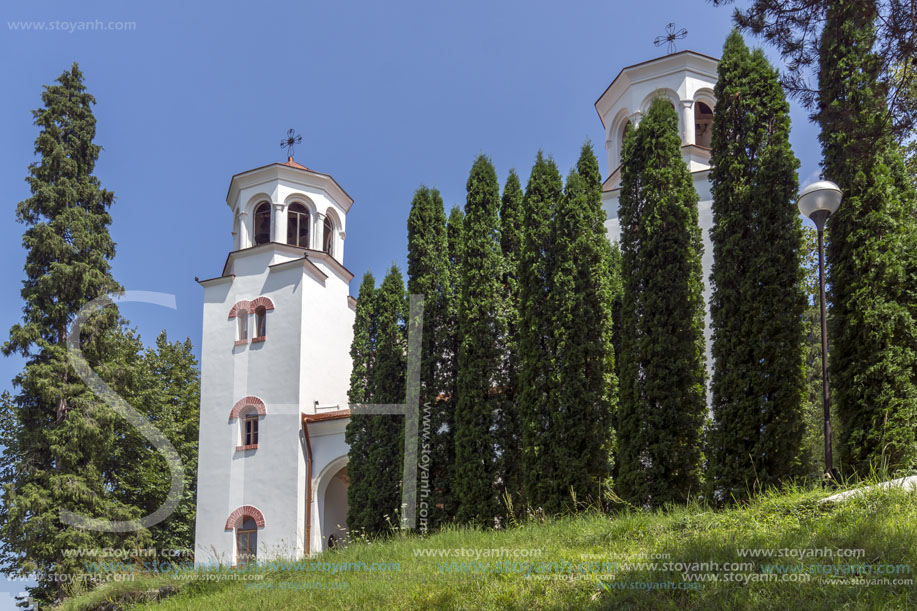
[818, 0, 917, 474]
[346, 267, 407, 535]
[706, 31, 807, 501]
[542, 143, 617, 513]
[454, 155, 504, 526]
[406, 186, 452, 529]
[497, 171, 524, 505]
[436, 206, 464, 523]
[616, 99, 707, 508]
[0, 64, 150, 603]
[345, 272, 378, 534]
[517, 152, 563, 510]
[370, 266, 408, 530]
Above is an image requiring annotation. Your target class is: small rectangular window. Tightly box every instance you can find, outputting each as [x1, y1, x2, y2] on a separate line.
[244, 417, 259, 446]
[255, 308, 266, 338]
[238, 311, 248, 341]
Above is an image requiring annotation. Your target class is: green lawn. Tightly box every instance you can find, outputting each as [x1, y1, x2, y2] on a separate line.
[58, 483, 916, 610]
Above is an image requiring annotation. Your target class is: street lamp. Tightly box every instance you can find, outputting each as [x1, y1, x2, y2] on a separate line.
[797, 180, 842, 483]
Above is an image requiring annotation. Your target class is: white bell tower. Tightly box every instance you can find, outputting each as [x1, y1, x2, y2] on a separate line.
[595, 50, 719, 400]
[194, 156, 356, 565]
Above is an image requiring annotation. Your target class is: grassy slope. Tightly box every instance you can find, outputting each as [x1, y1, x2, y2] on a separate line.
[60, 484, 915, 610]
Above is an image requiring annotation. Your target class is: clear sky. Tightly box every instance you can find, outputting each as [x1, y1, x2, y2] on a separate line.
[0, 0, 822, 605]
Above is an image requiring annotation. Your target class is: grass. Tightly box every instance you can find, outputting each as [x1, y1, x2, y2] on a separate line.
[58, 481, 916, 610]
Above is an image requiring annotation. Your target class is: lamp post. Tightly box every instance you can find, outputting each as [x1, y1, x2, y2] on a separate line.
[797, 180, 843, 482]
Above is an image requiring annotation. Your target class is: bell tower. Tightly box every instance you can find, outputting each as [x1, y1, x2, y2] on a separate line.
[194, 156, 356, 565]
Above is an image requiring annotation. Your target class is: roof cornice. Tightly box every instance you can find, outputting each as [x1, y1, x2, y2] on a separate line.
[226, 162, 354, 213]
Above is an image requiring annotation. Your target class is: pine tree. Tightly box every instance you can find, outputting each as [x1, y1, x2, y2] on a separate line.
[616, 99, 707, 508]
[517, 152, 563, 511]
[818, 0, 917, 474]
[345, 273, 378, 534]
[0, 64, 150, 603]
[706, 31, 808, 501]
[541, 143, 617, 513]
[454, 155, 504, 526]
[497, 170, 524, 505]
[406, 186, 452, 529]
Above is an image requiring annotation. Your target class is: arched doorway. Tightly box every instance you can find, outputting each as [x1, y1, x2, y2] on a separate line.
[322, 466, 348, 549]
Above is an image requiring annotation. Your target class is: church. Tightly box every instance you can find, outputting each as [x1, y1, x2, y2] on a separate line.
[192, 49, 719, 566]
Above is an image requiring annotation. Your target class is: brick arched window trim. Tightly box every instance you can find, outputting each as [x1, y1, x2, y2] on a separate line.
[229, 396, 266, 420]
[224, 505, 265, 530]
[228, 297, 275, 319]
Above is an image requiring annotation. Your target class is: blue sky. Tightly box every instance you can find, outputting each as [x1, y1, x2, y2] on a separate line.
[0, 0, 822, 605]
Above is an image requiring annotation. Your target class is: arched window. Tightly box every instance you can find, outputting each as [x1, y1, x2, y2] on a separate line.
[253, 306, 267, 340]
[695, 101, 714, 148]
[236, 516, 257, 565]
[253, 202, 271, 245]
[287, 203, 310, 248]
[322, 216, 334, 255]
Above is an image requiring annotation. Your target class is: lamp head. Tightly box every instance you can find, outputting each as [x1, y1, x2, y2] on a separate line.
[797, 180, 843, 220]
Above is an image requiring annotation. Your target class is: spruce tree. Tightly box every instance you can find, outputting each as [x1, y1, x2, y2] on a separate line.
[454, 155, 504, 526]
[497, 171, 524, 505]
[517, 152, 563, 510]
[345, 273, 378, 534]
[818, 0, 917, 474]
[706, 31, 807, 501]
[616, 99, 707, 508]
[542, 143, 616, 513]
[0, 64, 149, 603]
[406, 186, 452, 528]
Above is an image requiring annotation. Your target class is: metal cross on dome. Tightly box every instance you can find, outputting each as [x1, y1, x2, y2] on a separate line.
[654, 23, 688, 54]
[281, 129, 302, 158]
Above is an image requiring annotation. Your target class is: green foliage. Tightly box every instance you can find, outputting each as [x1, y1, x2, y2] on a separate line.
[818, 0, 917, 475]
[346, 273, 377, 534]
[496, 171, 524, 507]
[616, 98, 707, 508]
[0, 64, 153, 604]
[114, 331, 200, 552]
[454, 155, 505, 526]
[540, 143, 617, 513]
[406, 187, 454, 528]
[517, 152, 563, 510]
[706, 31, 808, 502]
[345, 268, 407, 535]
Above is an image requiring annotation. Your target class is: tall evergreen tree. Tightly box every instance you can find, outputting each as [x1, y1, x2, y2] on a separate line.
[345, 273, 378, 534]
[345, 267, 407, 534]
[818, 0, 917, 474]
[369, 266, 408, 529]
[454, 155, 504, 526]
[0, 64, 149, 603]
[541, 143, 617, 513]
[706, 31, 807, 501]
[497, 171, 524, 505]
[616, 99, 707, 508]
[517, 152, 563, 511]
[436, 206, 464, 523]
[406, 186, 453, 528]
